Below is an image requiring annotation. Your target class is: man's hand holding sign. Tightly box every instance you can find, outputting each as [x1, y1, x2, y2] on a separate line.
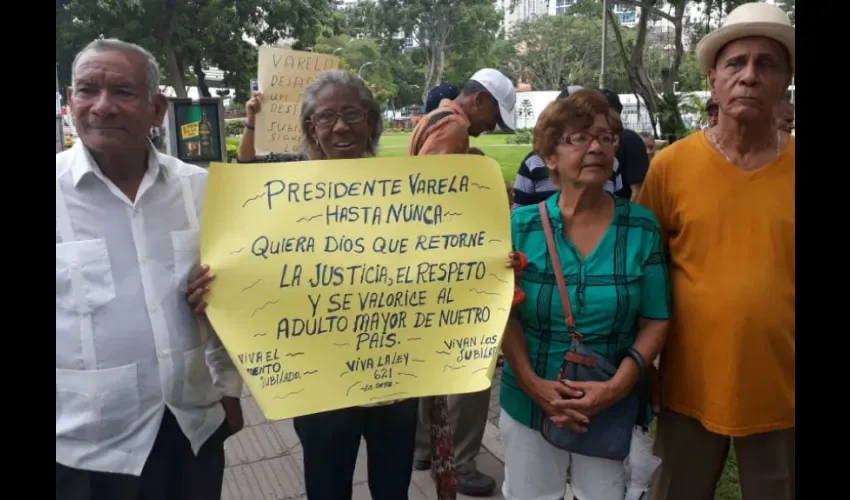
[195, 155, 513, 420]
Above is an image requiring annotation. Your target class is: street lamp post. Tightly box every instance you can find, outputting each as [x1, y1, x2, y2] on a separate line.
[358, 61, 374, 77]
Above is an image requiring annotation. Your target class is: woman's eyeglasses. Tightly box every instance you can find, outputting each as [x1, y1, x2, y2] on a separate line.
[310, 110, 367, 128]
[558, 132, 619, 148]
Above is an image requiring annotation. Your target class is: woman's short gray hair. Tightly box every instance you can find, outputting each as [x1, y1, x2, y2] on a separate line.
[72, 38, 161, 98]
[299, 70, 383, 160]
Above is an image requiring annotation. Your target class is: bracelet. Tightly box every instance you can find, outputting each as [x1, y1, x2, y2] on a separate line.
[244, 121, 255, 130]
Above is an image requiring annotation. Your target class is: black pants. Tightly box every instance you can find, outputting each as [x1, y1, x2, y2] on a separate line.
[293, 399, 418, 500]
[56, 410, 230, 500]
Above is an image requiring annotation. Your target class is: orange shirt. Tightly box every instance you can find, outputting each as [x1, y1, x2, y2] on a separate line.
[408, 99, 470, 155]
[638, 132, 795, 437]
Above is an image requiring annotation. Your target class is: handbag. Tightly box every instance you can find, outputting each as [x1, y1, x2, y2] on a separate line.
[536, 202, 649, 461]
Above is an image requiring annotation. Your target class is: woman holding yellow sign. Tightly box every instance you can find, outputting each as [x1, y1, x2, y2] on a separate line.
[189, 70, 438, 500]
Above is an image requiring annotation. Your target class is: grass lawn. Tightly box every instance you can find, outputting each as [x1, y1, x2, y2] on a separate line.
[376, 132, 529, 182]
[227, 132, 530, 182]
[715, 448, 742, 500]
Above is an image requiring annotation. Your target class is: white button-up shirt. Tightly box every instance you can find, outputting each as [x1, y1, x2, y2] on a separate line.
[56, 141, 242, 476]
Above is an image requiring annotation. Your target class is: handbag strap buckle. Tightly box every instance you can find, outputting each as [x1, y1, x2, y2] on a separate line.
[564, 351, 597, 367]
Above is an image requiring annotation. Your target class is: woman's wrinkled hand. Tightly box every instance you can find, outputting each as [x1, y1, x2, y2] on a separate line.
[550, 380, 623, 420]
[527, 377, 589, 433]
[187, 264, 215, 315]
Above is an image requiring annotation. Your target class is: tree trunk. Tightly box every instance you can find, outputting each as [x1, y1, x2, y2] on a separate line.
[657, 1, 687, 141]
[662, 1, 686, 95]
[164, 45, 187, 97]
[194, 60, 211, 97]
[421, 43, 445, 105]
[435, 47, 446, 89]
[157, 0, 185, 97]
[705, 0, 714, 38]
[607, 3, 658, 135]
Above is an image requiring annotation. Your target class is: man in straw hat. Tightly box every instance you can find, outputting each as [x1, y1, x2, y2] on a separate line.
[638, 3, 795, 499]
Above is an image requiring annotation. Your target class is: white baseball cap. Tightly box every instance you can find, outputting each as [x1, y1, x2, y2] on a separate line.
[470, 68, 517, 133]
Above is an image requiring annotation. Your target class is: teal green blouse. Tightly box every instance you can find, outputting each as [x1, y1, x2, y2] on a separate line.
[501, 193, 670, 430]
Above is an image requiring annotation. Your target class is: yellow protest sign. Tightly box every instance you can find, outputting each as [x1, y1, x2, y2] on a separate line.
[201, 155, 514, 420]
[181, 121, 199, 140]
[255, 47, 340, 154]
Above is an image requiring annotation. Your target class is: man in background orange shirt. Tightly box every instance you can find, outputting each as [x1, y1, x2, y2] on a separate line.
[638, 4, 795, 500]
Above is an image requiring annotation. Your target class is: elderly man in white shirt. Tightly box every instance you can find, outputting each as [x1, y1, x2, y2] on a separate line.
[56, 38, 243, 500]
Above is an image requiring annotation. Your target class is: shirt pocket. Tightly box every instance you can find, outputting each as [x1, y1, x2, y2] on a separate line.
[160, 344, 220, 408]
[55, 364, 140, 443]
[171, 230, 200, 294]
[56, 239, 116, 313]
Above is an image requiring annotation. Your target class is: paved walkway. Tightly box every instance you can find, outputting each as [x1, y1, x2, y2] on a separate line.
[222, 370, 509, 500]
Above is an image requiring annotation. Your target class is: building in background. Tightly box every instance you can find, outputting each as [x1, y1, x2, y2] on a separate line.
[547, 1, 638, 27]
[514, 90, 657, 133]
[551, 0, 575, 16]
[498, 0, 548, 32]
[611, 2, 638, 27]
[332, 0, 362, 9]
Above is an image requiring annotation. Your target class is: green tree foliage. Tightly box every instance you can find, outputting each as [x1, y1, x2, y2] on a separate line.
[436, 0, 507, 85]
[331, 0, 511, 106]
[332, 0, 421, 107]
[56, 0, 331, 101]
[511, 14, 599, 90]
[675, 52, 705, 92]
[688, 0, 752, 43]
[354, 0, 504, 102]
[679, 92, 711, 128]
[313, 35, 398, 106]
[508, 1, 630, 92]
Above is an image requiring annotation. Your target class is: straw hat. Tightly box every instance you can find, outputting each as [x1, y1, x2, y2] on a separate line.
[696, 2, 794, 74]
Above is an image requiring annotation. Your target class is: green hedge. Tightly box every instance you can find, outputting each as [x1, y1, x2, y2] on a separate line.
[225, 136, 239, 163]
[505, 128, 532, 145]
[225, 119, 244, 137]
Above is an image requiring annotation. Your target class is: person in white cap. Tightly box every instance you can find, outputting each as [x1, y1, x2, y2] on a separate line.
[407, 68, 516, 497]
[408, 68, 516, 156]
[638, 3, 795, 499]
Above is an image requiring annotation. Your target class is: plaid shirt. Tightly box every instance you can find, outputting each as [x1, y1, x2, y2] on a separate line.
[502, 193, 670, 430]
